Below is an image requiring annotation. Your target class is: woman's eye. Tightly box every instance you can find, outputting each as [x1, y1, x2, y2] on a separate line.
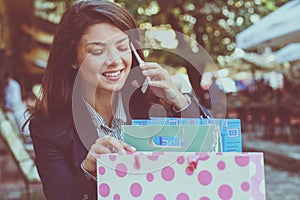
[90, 49, 104, 55]
[118, 46, 129, 51]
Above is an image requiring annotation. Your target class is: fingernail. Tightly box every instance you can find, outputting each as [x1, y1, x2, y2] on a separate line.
[140, 62, 146, 67]
[142, 70, 148, 75]
[130, 146, 136, 151]
[119, 149, 126, 155]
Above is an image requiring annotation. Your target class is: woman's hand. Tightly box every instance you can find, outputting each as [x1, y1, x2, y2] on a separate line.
[140, 62, 189, 110]
[82, 136, 136, 176]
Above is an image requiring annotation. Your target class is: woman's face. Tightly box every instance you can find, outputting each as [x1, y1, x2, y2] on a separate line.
[76, 23, 132, 93]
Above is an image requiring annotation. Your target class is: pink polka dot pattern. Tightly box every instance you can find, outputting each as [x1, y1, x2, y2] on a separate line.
[241, 182, 250, 191]
[217, 161, 226, 170]
[176, 193, 190, 200]
[115, 163, 127, 178]
[198, 170, 212, 186]
[96, 152, 266, 199]
[147, 152, 163, 161]
[218, 184, 233, 200]
[199, 197, 210, 200]
[234, 156, 249, 167]
[109, 155, 117, 161]
[146, 173, 154, 182]
[196, 152, 210, 161]
[130, 183, 142, 197]
[185, 166, 194, 176]
[147, 155, 159, 161]
[154, 194, 167, 200]
[161, 166, 175, 181]
[98, 166, 105, 175]
[113, 194, 120, 200]
[177, 156, 185, 165]
[250, 153, 265, 199]
[99, 183, 110, 197]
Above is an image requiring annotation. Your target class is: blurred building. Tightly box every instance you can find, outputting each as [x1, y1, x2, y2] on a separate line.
[0, 0, 61, 98]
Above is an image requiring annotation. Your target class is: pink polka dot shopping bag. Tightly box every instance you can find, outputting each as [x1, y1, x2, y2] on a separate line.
[97, 152, 266, 200]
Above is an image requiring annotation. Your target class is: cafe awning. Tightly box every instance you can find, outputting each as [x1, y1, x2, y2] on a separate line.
[275, 43, 300, 63]
[236, 0, 300, 50]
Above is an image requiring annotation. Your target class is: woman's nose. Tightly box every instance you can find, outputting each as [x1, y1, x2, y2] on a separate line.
[105, 48, 122, 66]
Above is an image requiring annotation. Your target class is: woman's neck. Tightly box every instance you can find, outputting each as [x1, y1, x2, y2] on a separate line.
[83, 89, 117, 126]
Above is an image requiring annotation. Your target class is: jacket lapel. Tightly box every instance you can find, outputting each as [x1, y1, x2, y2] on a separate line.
[72, 90, 98, 151]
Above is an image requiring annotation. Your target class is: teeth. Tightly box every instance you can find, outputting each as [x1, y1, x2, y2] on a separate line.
[103, 71, 121, 77]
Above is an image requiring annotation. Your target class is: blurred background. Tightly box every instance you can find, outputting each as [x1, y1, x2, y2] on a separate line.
[0, 0, 299, 199]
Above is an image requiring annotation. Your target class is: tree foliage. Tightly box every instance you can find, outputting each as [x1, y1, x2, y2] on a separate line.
[116, 0, 289, 62]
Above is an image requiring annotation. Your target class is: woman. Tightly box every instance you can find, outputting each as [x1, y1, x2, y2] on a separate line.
[29, 0, 205, 199]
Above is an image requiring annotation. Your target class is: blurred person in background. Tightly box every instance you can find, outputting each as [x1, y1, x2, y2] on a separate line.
[4, 71, 23, 112]
[3, 70, 30, 134]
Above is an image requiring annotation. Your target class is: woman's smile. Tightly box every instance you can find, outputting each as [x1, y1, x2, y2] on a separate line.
[102, 68, 124, 80]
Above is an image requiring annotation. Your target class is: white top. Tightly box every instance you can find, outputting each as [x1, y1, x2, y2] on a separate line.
[5, 79, 23, 111]
[83, 92, 126, 140]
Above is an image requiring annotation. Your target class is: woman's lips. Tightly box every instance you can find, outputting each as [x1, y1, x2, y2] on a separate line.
[102, 69, 124, 80]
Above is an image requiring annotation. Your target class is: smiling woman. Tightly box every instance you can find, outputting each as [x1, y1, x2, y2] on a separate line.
[27, 0, 207, 199]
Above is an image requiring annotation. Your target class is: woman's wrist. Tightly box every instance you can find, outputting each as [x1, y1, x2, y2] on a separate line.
[81, 161, 97, 182]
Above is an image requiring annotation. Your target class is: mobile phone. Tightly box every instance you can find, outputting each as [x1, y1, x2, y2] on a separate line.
[130, 42, 150, 93]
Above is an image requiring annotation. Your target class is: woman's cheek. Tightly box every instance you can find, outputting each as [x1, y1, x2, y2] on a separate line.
[123, 54, 133, 69]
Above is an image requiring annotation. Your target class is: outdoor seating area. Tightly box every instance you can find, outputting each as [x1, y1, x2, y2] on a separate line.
[227, 105, 300, 144]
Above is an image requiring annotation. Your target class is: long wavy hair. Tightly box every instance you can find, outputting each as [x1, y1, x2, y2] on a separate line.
[33, 0, 141, 118]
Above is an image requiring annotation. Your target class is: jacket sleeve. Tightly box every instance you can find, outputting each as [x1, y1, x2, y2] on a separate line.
[29, 116, 96, 200]
[129, 88, 210, 119]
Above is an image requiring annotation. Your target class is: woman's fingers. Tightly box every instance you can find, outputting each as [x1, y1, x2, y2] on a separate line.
[83, 137, 135, 175]
[140, 62, 188, 107]
[148, 80, 167, 88]
[90, 142, 112, 154]
[92, 136, 136, 155]
[95, 136, 125, 154]
[119, 140, 136, 152]
[139, 62, 162, 70]
[141, 62, 168, 80]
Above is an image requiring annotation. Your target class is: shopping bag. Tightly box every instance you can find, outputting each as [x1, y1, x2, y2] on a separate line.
[123, 125, 222, 152]
[132, 118, 242, 152]
[97, 152, 265, 200]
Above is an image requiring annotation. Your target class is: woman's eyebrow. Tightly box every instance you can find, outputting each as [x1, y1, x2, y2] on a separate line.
[116, 37, 129, 44]
[84, 41, 105, 47]
[84, 37, 129, 47]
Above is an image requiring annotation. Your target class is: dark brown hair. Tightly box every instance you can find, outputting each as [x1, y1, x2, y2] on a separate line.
[35, 0, 141, 118]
